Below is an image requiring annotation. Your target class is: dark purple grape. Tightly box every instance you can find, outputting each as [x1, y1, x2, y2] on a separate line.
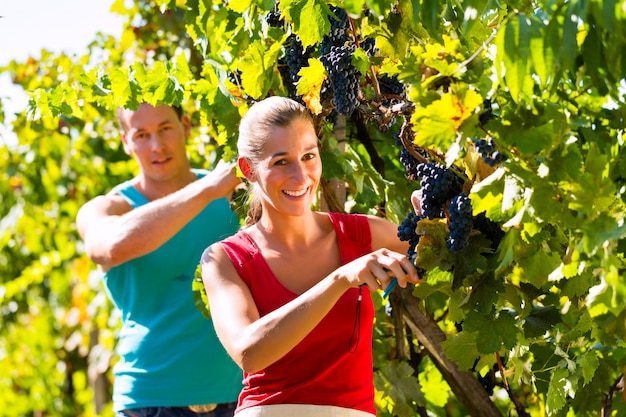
[447, 193, 473, 253]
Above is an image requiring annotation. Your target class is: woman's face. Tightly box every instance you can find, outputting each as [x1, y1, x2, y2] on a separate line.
[252, 118, 321, 218]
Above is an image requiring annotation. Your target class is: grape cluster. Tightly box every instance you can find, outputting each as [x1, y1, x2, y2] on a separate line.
[285, 35, 310, 86]
[264, 8, 283, 27]
[398, 212, 425, 261]
[400, 148, 420, 181]
[377, 74, 406, 130]
[320, 45, 361, 116]
[479, 98, 496, 126]
[473, 212, 505, 250]
[447, 193, 473, 253]
[360, 37, 377, 57]
[416, 163, 464, 219]
[227, 70, 241, 86]
[473, 356, 505, 395]
[474, 138, 507, 167]
[319, 5, 361, 116]
[320, 5, 349, 56]
[280, 34, 312, 101]
[378, 74, 405, 107]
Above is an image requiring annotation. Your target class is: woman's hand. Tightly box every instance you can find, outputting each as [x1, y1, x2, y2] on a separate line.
[336, 248, 420, 292]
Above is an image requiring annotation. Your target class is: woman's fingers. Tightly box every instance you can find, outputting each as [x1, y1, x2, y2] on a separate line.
[346, 249, 421, 290]
[369, 250, 418, 289]
[379, 250, 418, 281]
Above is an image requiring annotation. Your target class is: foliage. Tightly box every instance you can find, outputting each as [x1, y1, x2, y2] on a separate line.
[1, 0, 626, 416]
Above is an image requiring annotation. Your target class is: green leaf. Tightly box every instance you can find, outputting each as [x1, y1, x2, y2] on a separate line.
[280, 0, 329, 48]
[546, 367, 569, 414]
[440, 331, 482, 370]
[375, 361, 425, 415]
[419, 0, 440, 36]
[528, 14, 548, 87]
[526, 248, 561, 288]
[523, 305, 562, 339]
[418, 359, 450, 408]
[579, 350, 599, 386]
[238, 40, 279, 99]
[414, 219, 454, 271]
[561, 1, 580, 74]
[497, 13, 531, 103]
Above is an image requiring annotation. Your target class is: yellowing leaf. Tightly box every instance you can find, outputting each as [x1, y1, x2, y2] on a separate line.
[296, 59, 326, 114]
[226, 0, 254, 13]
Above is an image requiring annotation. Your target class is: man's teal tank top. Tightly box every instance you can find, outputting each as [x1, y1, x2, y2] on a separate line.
[104, 169, 243, 411]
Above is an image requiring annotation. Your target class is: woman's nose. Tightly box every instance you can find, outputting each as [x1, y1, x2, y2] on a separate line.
[289, 162, 306, 180]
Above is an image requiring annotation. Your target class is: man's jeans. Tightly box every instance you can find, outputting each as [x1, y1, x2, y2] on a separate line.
[117, 402, 237, 417]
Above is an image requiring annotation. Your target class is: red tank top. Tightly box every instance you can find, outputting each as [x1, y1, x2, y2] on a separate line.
[220, 212, 375, 415]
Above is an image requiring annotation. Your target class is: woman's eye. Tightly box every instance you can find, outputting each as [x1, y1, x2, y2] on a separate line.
[303, 153, 316, 161]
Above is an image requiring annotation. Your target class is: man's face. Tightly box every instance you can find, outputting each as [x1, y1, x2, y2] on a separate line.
[120, 103, 191, 182]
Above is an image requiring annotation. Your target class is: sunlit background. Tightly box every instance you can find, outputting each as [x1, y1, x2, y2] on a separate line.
[0, 0, 124, 145]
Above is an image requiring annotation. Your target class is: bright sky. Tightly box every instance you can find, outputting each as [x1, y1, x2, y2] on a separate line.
[0, 0, 125, 144]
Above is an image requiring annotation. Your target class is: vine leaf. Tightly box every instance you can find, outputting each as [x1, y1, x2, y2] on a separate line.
[279, 0, 329, 48]
[374, 361, 426, 416]
[469, 310, 518, 353]
[239, 40, 281, 99]
[411, 87, 483, 149]
[297, 58, 326, 114]
[546, 368, 569, 414]
[522, 305, 562, 339]
[440, 331, 481, 370]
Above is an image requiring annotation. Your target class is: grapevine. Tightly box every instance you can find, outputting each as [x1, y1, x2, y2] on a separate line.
[14, 1, 625, 416]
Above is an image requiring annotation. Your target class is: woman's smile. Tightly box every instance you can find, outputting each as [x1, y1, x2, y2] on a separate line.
[283, 188, 308, 197]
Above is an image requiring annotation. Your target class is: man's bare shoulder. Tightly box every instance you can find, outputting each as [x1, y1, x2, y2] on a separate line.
[76, 192, 132, 234]
[85, 191, 132, 215]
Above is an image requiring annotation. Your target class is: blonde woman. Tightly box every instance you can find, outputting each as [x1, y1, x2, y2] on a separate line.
[201, 96, 421, 417]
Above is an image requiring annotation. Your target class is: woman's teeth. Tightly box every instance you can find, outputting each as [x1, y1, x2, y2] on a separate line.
[284, 189, 306, 197]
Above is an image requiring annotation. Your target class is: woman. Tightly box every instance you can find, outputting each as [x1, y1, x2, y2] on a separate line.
[201, 96, 421, 417]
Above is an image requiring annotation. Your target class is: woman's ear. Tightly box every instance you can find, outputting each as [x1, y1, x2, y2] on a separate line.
[238, 157, 256, 182]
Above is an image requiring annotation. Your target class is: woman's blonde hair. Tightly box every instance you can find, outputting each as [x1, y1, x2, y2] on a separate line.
[238, 96, 315, 226]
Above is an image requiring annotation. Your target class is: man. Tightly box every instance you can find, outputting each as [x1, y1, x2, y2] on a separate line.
[76, 103, 243, 417]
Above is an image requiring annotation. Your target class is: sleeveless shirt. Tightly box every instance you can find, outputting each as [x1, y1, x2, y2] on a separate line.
[104, 169, 243, 411]
[220, 212, 376, 415]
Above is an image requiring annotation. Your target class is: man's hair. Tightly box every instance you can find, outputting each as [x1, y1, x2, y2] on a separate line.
[116, 104, 184, 132]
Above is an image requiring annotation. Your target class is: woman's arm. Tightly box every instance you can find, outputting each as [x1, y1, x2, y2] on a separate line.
[201, 243, 417, 374]
[369, 189, 423, 254]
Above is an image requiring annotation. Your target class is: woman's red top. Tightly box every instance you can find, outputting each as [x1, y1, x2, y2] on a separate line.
[220, 212, 375, 415]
